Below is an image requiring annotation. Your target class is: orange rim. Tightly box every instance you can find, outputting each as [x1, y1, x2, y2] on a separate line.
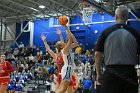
[79, 1, 88, 4]
[79, 1, 90, 9]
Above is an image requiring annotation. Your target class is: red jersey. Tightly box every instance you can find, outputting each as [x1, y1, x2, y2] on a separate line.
[70, 73, 76, 86]
[56, 53, 64, 73]
[0, 61, 14, 77]
[56, 73, 62, 85]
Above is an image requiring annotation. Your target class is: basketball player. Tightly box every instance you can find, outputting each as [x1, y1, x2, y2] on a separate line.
[56, 27, 79, 93]
[55, 25, 78, 93]
[0, 55, 14, 93]
[41, 25, 78, 93]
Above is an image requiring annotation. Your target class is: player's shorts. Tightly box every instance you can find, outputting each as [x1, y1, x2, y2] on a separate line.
[69, 75, 76, 86]
[56, 74, 62, 85]
[57, 73, 76, 86]
[61, 65, 73, 81]
[72, 85, 77, 91]
[0, 78, 10, 86]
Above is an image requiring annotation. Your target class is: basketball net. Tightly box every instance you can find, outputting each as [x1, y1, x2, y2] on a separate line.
[79, 2, 94, 24]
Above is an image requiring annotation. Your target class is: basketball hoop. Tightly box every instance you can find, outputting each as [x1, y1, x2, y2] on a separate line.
[79, 2, 94, 24]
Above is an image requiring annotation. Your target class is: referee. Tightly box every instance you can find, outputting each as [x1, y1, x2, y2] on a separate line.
[94, 6, 140, 93]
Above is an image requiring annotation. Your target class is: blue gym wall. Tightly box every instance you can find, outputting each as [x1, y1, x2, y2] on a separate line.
[33, 13, 115, 49]
[69, 14, 114, 49]
[33, 18, 67, 48]
[15, 11, 140, 49]
[129, 9, 140, 31]
[15, 21, 30, 47]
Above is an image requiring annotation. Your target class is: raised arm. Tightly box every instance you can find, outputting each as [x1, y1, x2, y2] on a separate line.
[56, 27, 64, 43]
[41, 34, 57, 60]
[71, 34, 79, 48]
[64, 25, 79, 48]
[63, 36, 72, 55]
[63, 25, 73, 54]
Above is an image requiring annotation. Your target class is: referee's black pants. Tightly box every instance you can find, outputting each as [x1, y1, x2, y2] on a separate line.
[101, 65, 138, 93]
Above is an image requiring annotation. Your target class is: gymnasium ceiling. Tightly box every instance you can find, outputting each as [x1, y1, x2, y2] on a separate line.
[0, 0, 140, 23]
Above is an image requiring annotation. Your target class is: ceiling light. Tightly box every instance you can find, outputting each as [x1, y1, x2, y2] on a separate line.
[39, 5, 45, 9]
[30, 7, 39, 11]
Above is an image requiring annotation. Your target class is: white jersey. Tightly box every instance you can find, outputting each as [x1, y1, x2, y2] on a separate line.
[61, 49, 74, 66]
[61, 49, 74, 81]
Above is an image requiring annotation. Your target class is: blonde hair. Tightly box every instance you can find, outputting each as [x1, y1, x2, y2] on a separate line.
[55, 41, 62, 53]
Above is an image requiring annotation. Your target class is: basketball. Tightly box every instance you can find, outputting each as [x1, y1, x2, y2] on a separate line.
[58, 16, 68, 25]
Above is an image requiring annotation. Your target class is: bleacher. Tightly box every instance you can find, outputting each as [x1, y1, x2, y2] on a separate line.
[23, 80, 48, 93]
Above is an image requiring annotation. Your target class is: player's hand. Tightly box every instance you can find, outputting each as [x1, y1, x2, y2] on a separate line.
[96, 74, 102, 85]
[63, 25, 68, 29]
[0, 70, 4, 73]
[41, 34, 46, 42]
[56, 27, 62, 35]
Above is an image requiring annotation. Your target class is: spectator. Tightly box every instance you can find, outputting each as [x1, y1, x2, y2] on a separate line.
[18, 48, 24, 57]
[75, 46, 82, 54]
[84, 61, 91, 78]
[50, 75, 55, 93]
[24, 47, 30, 57]
[13, 48, 19, 58]
[19, 42, 24, 48]
[83, 76, 92, 93]
[46, 80, 51, 92]
[5, 48, 13, 57]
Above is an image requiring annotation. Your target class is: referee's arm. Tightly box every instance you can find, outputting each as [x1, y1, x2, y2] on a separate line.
[95, 52, 103, 77]
[94, 31, 105, 83]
